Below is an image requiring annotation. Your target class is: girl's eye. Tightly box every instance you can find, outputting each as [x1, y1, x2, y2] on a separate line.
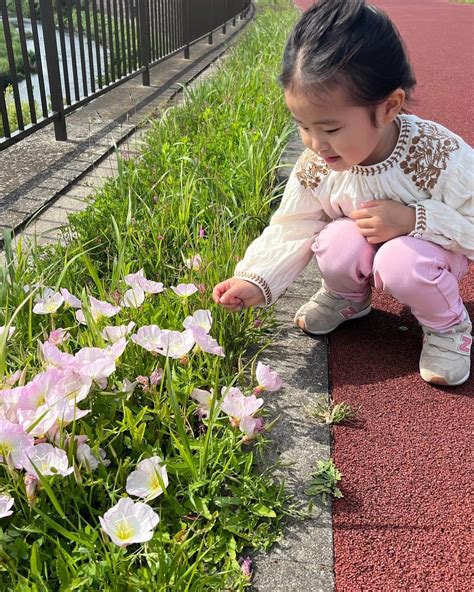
[326, 128, 341, 134]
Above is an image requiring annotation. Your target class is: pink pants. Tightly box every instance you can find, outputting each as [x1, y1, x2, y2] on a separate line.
[312, 218, 469, 331]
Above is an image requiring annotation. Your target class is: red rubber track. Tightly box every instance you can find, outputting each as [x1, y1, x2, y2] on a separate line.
[293, 1, 474, 589]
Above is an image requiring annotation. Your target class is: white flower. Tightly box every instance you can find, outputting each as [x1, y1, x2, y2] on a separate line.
[184, 254, 202, 271]
[126, 456, 169, 500]
[170, 283, 198, 297]
[131, 325, 163, 353]
[121, 287, 145, 308]
[99, 497, 159, 547]
[0, 494, 14, 518]
[183, 309, 212, 333]
[0, 325, 15, 341]
[21, 443, 74, 478]
[155, 329, 195, 359]
[190, 388, 214, 419]
[33, 288, 64, 315]
[102, 322, 136, 343]
[76, 441, 109, 470]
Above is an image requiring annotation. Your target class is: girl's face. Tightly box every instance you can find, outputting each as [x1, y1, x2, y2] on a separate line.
[284, 85, 399, 171]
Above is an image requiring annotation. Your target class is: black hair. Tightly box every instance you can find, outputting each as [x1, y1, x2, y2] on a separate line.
[280, 0, 416, 108]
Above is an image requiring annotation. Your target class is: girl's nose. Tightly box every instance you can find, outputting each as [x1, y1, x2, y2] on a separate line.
[311, 135, 329, 154]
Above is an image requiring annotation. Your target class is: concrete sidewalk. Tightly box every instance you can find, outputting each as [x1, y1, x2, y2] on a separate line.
[251, 135, 334, 592]
[0, 11, 252, 246]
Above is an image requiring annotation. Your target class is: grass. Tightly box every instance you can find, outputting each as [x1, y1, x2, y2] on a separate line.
[0, 1, 305, 589]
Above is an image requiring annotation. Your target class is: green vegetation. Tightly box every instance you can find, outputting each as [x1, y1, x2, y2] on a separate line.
[0, 2, 302, 589]
[306, 399, 359, 424]
[306, 459, 343, 505]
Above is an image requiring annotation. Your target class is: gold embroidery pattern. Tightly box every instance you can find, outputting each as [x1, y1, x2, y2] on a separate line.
[295, 149, 330, 190]
[351, 116, 411, 176]
[400, 122, 460, 190]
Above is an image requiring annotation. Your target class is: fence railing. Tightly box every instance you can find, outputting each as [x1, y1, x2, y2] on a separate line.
[0, 0, 250, 150]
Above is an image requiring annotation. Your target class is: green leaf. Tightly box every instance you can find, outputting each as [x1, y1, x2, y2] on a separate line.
[252, 503, 276, 518]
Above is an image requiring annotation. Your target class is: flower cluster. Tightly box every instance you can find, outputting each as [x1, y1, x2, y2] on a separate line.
[1, 269, 283, 557]
[190, 361, 283, 442]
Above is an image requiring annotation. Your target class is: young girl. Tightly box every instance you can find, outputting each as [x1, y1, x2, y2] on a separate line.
[212, 0, 473, 386]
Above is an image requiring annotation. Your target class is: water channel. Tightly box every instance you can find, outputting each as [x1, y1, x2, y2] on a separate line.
[14, 17, 102, 107]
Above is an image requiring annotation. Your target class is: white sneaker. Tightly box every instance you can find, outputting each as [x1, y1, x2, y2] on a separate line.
[419, 309, 472, 386]
[294, 285, 372, 335]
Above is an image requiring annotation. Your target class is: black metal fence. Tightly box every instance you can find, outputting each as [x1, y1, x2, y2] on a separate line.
[0, 0, 250, 150]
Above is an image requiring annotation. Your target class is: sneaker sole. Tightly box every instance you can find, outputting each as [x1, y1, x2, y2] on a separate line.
[295, 305, 372, 336]
[421, 369, 471, 387]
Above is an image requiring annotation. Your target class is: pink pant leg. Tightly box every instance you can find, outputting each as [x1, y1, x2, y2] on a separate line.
[373, 236, 469, 330]
[312, 218, 376, 302]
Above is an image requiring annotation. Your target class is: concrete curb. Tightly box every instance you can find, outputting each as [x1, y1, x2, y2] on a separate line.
[252, 135, 334, 591]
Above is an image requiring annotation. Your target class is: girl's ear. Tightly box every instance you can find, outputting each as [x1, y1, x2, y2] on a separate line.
[378, 88, 406, 124]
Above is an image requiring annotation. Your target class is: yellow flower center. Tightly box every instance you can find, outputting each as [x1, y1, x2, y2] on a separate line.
[0, 443, 13, 457]
[116, 521, 134, 541]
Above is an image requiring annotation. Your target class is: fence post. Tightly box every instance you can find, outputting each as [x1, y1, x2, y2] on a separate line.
[38, 0, 66, 140]
[138, 0, 150, 86]
[222, 0, 227, 34]
[208, 0, 213, 44]
[183, 0, 190, 58]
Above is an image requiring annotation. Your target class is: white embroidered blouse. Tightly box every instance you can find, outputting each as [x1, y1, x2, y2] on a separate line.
[234, 114, 474, 306]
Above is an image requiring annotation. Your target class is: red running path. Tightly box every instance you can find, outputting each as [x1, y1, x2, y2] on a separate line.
[293, 0, 474, 589]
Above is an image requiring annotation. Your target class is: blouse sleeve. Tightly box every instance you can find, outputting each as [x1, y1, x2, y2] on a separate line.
[409, 144, 474, 260]
[234, 156, 331, 306]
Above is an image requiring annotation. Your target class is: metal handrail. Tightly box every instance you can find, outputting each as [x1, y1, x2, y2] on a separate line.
[0, 0, 250, 150]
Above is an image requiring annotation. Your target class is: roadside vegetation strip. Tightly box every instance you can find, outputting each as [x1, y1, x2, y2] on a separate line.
[0, 1, 300, 590]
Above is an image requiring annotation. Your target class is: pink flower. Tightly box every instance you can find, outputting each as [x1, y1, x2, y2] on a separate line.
[240, 416, 265, 442]
[60, 288, 82, 309]
[102, 322, 136, 343]
[184, 254, 202, 271]
[4, 369, 23, 387]
[131, 325, 163, 353]
[192, 327, 224, 357]
[198, 227, 206, 239]
[183, 309, 212, 333]
[33, 288, 64, 315]
[150, 368, 163, 386]
[240, 556, 253, 579]
[40, 342, 75, 369]
[0, 420, 34, 468]
[170, 284, 198, 297]
[21, 443, 74, 478]
[76, 297, 121, 325]
[254, 362, 283, 393]
[220, 387, 263, 427]
[48, 329, 70, 346]
[24, 473, 38, 504]
[74, 347, 117, 383]
[124, 270, 164, 295]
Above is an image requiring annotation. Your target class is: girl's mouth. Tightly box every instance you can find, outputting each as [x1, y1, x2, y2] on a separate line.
[323, 156, 340, 164]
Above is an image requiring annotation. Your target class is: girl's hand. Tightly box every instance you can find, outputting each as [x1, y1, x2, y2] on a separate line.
[212, 278, 265, 311]
[350, 200, 416, 244]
